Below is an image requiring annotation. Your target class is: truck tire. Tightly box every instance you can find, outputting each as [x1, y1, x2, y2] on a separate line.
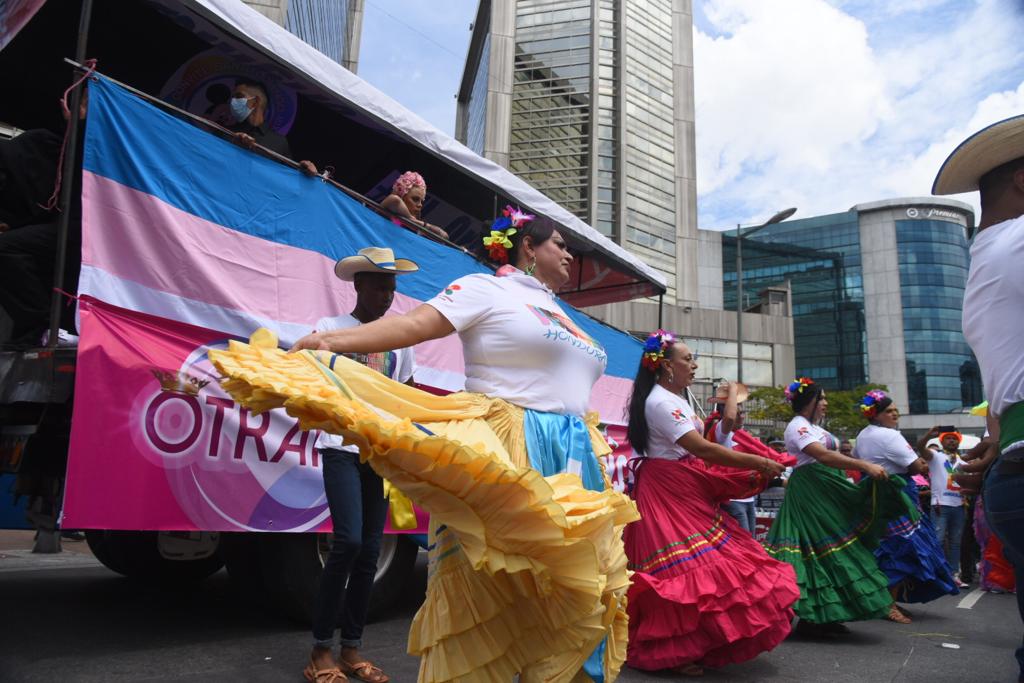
[219, 532, 266, 596]
[85, 530, 224, 583]
[258, 532, 419, 624]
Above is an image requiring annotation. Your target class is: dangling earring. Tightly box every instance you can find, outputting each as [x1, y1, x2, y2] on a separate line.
[525, 256, 537, 277]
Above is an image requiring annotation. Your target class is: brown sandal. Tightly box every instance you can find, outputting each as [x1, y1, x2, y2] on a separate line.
[339, 660, 390, 683]
[886, 604, 912, 624]
[303, 658, 348, 683]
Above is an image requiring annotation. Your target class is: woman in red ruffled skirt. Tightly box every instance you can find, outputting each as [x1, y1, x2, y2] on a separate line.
[624, 331, 800, 675]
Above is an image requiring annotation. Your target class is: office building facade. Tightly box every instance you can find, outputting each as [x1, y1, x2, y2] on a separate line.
[243, 0, 364, 71]
[457, 0, 699, 303]
[718, 197, 983, 432]
[457, 0, 795, 405]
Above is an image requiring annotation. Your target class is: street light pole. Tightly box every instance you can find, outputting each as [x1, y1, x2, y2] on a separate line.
[736, 222, 744, 382]
[736, 207, 797, 384]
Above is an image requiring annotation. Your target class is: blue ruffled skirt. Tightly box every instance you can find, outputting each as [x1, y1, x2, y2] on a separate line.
[875, 477, 960, 603]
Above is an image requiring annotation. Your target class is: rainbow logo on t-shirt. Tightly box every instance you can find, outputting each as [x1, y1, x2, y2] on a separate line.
[943, 458, 962, 492]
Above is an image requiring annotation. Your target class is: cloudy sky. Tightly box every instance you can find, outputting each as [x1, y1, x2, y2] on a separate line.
[358, 0, 1024, 229]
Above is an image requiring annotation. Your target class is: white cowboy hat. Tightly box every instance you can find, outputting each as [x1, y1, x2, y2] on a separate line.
[334, 247, 419, 281]
[933, 114, 1024, 195]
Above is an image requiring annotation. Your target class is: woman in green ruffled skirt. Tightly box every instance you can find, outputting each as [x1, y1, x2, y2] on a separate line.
[764, 378, 919, 636]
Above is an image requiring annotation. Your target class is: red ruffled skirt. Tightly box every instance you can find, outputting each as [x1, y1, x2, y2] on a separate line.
[625, 457, 799, 671]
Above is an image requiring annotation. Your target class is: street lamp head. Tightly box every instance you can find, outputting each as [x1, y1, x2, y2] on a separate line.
[767, 207, 797, 225]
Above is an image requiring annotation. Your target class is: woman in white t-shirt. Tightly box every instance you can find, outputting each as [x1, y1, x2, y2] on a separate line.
[622, 332, 797, 676]
[762, 377, 916, 638]
[211, 209, 636, 682]
[853, 391, 958, 623]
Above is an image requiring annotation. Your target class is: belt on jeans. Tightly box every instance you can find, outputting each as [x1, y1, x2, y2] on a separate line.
[997, 458, 1024, 475]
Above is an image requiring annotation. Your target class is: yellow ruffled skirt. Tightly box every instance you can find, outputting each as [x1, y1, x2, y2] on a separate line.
[209, 333, 638, 682]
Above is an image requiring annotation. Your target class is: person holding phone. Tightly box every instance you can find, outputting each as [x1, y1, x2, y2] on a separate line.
[917, 427, 969, 588]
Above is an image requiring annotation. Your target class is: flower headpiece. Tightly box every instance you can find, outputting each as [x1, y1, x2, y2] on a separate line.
[859, 389, 889, 419]
[784, 377, 815, 404]
[392, 171, 425, 198]
[641, 329, 675, 371]
[483, 205, 535, 264]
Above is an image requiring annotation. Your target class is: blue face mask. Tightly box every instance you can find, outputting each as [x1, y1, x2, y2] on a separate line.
[229, 96, 252, 122]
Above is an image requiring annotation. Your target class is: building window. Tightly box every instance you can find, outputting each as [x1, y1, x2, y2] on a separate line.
[896, 219, 979, 414]
[721, 212, 866, 391]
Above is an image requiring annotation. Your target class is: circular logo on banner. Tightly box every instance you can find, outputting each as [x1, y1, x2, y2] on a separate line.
[131, 340, 329, 532]
[159, 49, 298, 134]
[906, 208, 920, 218]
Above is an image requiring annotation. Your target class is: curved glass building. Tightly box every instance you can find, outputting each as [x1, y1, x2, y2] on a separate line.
[723, 197, 982, 432]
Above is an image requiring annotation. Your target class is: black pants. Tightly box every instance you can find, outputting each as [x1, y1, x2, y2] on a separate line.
[0, 221, 78, 343]
[961, 492, 980, 582]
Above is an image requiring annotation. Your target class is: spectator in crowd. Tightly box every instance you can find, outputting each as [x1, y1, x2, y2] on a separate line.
[380, 171, 448, 239]
[226, 79, 317, 176]
[305, 246, 419, 683]
[918, 428, 969, 588]
[0, 91, 85, 348]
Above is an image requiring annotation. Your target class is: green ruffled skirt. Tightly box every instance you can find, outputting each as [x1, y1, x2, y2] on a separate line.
[764, 463, 918, 623]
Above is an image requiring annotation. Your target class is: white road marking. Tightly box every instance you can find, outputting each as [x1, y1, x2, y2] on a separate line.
[956, 588, 985, 609]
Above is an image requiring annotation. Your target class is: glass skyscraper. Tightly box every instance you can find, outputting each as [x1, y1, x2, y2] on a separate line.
[722, 211, 867, 392]
[722, 198, 982, 428]
[243, 0, 364, 71]
[457, 0, 699, 304]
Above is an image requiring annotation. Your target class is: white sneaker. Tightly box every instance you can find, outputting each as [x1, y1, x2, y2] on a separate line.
[954, 572, 969, 589]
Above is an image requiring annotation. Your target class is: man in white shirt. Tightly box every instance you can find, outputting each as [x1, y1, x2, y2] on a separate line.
[917, 428, 967, 587]
[933, 115, 1024, 680]
[307, 247, 418, 683]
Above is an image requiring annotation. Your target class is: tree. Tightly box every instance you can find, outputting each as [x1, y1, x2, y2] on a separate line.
[747, 382, 889, 440]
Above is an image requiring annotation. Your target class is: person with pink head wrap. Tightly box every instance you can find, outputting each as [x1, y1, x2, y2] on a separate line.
[380, 170, 448, 239]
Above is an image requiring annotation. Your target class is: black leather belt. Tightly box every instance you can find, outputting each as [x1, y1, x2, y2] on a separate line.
[997, 455, 1024, 475]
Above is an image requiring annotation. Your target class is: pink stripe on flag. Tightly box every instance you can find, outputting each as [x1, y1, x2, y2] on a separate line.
[81, 172, 465, 377]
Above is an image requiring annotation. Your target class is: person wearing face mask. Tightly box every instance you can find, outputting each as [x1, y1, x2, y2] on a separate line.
[226, 80, 317, 176]
[380, 171, 448, 240]
[210, 209, 638, 682]
[853, 391, 958, 625]
[763, 378, 918, 638]
[623, 334, 795, 676]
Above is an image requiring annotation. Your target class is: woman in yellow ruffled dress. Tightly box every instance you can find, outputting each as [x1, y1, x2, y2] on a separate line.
[209, 209, 638, 683]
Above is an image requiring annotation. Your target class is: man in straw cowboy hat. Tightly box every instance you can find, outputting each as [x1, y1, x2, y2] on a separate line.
[934, 113, 1024, 680]
[306, 246, 418, 683]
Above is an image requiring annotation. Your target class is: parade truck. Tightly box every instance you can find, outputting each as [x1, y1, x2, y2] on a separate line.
[0, 0, 664, 621]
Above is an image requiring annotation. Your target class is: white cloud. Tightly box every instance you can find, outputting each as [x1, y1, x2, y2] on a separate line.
[694, 0, 1024, 229]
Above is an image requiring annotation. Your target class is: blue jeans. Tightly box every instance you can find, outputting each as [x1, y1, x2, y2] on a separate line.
[931, 504, 965, 574]
[984, 453, 1024, 681]
[312, 448, 389, 649]
[724, 500, 757, 535]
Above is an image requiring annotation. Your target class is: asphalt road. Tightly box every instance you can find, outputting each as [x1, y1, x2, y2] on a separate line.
[0, 531, 1020, 682]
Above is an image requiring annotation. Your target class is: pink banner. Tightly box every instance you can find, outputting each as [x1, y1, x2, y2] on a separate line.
[62, 297, 426, 533]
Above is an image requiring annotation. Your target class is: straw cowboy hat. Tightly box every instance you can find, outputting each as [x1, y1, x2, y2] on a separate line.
[706, 381, 750, 404]
[334, 247, 419, 281]
[933, 114, 1024, 195]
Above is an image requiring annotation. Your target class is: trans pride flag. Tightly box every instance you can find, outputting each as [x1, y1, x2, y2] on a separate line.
[62, 76, 641, 531]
